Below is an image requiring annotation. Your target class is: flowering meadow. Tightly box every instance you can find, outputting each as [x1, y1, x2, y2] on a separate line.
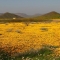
[0, 22, 60, 60]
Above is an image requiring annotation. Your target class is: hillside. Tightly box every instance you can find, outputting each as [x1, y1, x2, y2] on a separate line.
[0, 12, 23, 19]
[15, 13, 30, 17]
[35, 11, 60, 19]
[0, 13, 3, 16]
[15, 13, 42, 18]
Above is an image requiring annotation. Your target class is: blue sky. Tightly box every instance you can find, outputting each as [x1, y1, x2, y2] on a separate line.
[0, 0, 60, 15]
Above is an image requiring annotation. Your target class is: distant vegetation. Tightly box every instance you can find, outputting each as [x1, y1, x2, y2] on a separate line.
[0, 11, 60, 23]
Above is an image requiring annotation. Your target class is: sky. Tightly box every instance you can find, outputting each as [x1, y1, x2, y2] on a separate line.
[0, 0, 60, 15]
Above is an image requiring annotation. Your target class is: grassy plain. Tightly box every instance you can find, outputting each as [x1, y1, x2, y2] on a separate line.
[0, 22, 60, 60]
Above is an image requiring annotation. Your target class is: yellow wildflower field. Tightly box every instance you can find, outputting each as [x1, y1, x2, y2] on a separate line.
[0, 22, 60, 55]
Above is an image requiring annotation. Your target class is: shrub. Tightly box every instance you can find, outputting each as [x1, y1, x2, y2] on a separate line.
[40, 27, 48, 31]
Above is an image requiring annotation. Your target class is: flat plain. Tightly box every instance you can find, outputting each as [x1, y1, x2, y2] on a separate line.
[0, 22, 60, 58]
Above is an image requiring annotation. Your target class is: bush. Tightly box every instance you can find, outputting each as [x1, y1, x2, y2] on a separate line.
[40, 27, 48, 31]
[0, 50, 11, 60]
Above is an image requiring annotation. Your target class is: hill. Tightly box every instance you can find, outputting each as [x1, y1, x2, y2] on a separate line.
[32, 13, 42, 17]
[35, 11, 60, 19]
[15, 13, 30, 18]
[0, 13, 3, 16]
[0, 12, 23, 19]
[15, 13, 42, 18]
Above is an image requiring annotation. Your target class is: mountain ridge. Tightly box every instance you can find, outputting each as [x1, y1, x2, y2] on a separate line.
[0, 12, 23, 19]
[35, 11, 60, 19]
